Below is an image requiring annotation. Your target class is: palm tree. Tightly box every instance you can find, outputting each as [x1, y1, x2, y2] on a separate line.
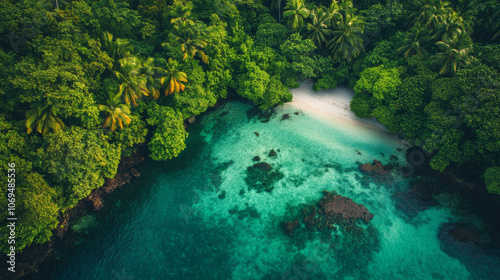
[25, 104, 65, 136]
[270, 0, 284, 24]
[306, 7, 332, 48]
[398, 23, 431, 58]
[114, 57, 148, 106]
[409, 0, 452, 29]
[477, 0, 500, 42]
[98, 92, 132, 131]
[162, 58, 188, 96]
[327, 13, 365, 62]
[163, 17, 209, 63]
[328, 0, 343, 23]
[139, 57, 163, 100]
[432, 11, 467, 41]
[102, 32, 133, 65]
[283, 0, 309, 32]
[432, 32, 472, 75]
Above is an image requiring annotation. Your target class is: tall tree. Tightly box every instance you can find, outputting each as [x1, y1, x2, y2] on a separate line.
[432, 32, 472, 75]
[164, 17, 209, 63]
[139, 57, 163, 100]
[305, 7, 331, 48]
[114, 57, 148, 106]
[162, 58, 188, 96]
[98, 92, 132, 131]
[102, 32, 133, 66]
[270, 0, 284, 24]
[283, 0, 309, 32]
[25, 105, 65, 136]
[398, 23, 431, 58]
[327, 13, 365, 62]
[409, 0, 452, 29]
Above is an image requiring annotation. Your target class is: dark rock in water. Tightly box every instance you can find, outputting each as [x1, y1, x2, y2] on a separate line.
[220, 111, 228, 117]
[252, 162, 272, 171]
[437, 222, 500, 280]
[380, 152, 385, 157]
[253, 156, 261, 162]
[269, 149, 277, 158]
[229, 206, 261, 220]
[280, 191, 374, 243]
[210, 160, 235, 188]
[390, 155, 399, 161]
[130, 168, 140, 177]
[254, 132, 259, 137]
[319, 191, 374, 223]
[228, 207, 238, 215]
[281, 220, 300, 236]
[281, 114, 291, 121]
[393, 183, 438, 217]
[294, 111, 300, 115]
[303, 206, 320, 230]
[324, 163, 343, 172]
[449, 224, 482, 243]
[396, 148, 402, 151]
[239, 189, 245, 196]
[218, 190, 226, 200]
[258, 109, 276, 123]
[360, 160, 388, 175]
[356, 149, 362, 155]
[245, 162, 284, 193]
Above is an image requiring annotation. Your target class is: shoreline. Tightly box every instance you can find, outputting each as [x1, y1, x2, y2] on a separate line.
[284, 82, 408, 146]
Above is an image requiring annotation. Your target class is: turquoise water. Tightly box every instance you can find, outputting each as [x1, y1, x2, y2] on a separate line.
[33, 101, 499, 280]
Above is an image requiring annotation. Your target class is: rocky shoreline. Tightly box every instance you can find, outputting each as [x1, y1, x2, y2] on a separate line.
[0, 149, 147, 279]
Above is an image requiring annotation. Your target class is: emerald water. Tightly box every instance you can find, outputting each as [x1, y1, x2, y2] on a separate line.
[32, 95, 499, 279]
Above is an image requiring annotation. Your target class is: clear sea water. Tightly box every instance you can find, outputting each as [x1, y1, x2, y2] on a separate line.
[31, 101, 500, 280]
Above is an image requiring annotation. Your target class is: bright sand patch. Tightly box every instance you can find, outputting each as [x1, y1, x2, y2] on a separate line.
[288, 82, 389, 132]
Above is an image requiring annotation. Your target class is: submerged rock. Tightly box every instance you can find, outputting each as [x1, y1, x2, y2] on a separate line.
[255, 132, 259, 137]
[269, 149, 277, 158]
[253, 156, 261, 162]
[319, 191, 374, 223]
[360, 160, 388, 175]
[245, 162, 284, 193]
[281, 191, 374, 238]
[218, 190, 226, 200]
[281, 220, 300, 236]
[393, 183, 438, 217]
[281, 114, 291, 121]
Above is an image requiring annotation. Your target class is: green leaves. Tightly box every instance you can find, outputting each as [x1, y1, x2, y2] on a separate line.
[354, 66, 401, 100]
[39, 127, 120, 207]
[485, 166, 500, 194]
[25, 105, 65, 136]
[283, 0, 309, 32]
[146, 103, 188, 161]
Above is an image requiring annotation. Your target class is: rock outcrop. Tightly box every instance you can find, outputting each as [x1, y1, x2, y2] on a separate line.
[360, 160, 388, 175]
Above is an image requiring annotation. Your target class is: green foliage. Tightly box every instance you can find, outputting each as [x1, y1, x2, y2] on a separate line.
[146, 103, 188, 161]
[38, 127, 121, 207]
[371, 106, 400, 132]
[485, 166, 500, 195]
[112, 115, 148, 156]
[284, 0, 309, 32]
[280, 33, 317, 79]
[354, 65, 401, 100]
[350, 92, 374, 118]
[255, 19, 290, 48]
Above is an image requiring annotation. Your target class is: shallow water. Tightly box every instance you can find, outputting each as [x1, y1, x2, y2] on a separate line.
[31, 99, 499, 280]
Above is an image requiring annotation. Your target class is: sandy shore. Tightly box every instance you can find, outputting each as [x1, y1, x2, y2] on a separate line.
[283, 82, 389, 133]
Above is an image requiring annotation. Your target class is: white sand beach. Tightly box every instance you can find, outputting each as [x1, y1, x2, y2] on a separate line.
[286, 82, 391, 133]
